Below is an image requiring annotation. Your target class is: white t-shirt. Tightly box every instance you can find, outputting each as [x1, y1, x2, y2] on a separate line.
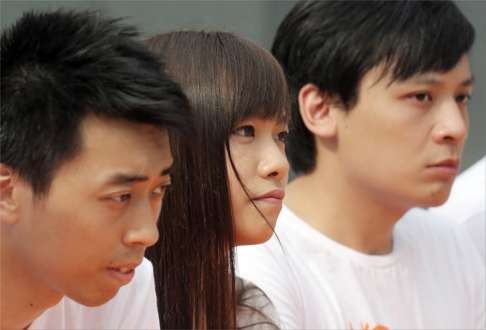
[429, 156, 485, 224]
[29, 258, 160, 329]
[427, 156, 485, 263]
[236, 206, 485, 329]
[461, 211, 485, 262]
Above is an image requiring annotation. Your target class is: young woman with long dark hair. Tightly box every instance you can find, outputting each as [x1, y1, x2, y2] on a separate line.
[146, 31, 290, 329]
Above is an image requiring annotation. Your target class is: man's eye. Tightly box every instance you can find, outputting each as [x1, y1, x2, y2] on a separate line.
[112, 193, 131, 203]
[456, 93, 471, 105]
[232, 125, 255, 138]
[152, 184, 170, 197]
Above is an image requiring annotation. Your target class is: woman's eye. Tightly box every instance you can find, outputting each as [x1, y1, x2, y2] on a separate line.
[232, 125, 255, 138]
[411, 92, 432, 102]
[277, 130, 289, 143]
[456, 93, 471, 105]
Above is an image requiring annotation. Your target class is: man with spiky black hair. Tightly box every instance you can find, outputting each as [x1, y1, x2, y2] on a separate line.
[237, 1, 485, 328]
[0, 10, 190, 329]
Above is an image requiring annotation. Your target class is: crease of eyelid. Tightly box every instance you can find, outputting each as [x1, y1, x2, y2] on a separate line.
[101, 180, 171, 198]
[407, 93, 472, 104]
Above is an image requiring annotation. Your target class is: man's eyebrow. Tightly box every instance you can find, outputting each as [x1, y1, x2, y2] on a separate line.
[161, 164, 172, 176]
[105, 173, 148, 185]
[105, 165, 173, 185]
[411, 76, 474, 87]
[460, 76, 475, 87]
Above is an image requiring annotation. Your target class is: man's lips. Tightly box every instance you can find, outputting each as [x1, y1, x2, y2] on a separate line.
[426, 158, 459, 177]
[108, 260, 143, 272]
[106, 260, 142, 285]
[428, 159, 459, 169]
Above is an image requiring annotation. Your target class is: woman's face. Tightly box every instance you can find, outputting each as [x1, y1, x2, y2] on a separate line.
[227, 116, 289, 245]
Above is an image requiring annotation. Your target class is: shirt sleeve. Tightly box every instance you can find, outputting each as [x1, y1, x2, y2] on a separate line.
[236, 277, 280, 330]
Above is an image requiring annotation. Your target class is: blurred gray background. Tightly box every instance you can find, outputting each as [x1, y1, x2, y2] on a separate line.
[1, 0, 484, 171]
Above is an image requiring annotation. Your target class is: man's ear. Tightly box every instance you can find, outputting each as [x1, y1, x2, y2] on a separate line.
[298, 83, 338, 138]
[0, 163, 20, 224]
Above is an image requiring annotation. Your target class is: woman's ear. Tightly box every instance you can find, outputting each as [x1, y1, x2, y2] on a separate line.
[298, 83, 338, 138]
[0, 164, 20, 224]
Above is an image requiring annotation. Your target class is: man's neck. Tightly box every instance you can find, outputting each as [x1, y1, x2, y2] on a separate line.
[1, 242, 62, 330]
[285, 167, 408, 255]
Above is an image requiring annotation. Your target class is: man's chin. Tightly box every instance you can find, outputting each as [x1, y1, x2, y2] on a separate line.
[416, 192, 451, 208]
[66, 287, 120, 307]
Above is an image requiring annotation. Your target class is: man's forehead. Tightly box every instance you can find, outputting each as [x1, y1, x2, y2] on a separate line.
[59, 114, 172, 173]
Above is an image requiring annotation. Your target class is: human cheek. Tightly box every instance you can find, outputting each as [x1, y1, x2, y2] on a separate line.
[228, 142, 255, 183]
[54, 205, 118, 264]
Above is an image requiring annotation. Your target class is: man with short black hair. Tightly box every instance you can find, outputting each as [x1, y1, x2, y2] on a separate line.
[237, 1, 485, 328]
[1, 10, 190, 329]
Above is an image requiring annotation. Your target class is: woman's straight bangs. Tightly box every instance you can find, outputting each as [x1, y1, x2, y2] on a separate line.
[221, 35, 290, 126]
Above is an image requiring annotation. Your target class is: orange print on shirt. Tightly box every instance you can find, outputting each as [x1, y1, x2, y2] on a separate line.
[349, 322, 390, 330]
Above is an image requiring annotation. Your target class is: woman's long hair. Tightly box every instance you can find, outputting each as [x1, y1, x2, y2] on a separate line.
[146, 31, 289, 329]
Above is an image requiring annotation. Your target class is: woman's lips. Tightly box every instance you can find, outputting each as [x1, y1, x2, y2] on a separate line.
[252, 189, 285, 205]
